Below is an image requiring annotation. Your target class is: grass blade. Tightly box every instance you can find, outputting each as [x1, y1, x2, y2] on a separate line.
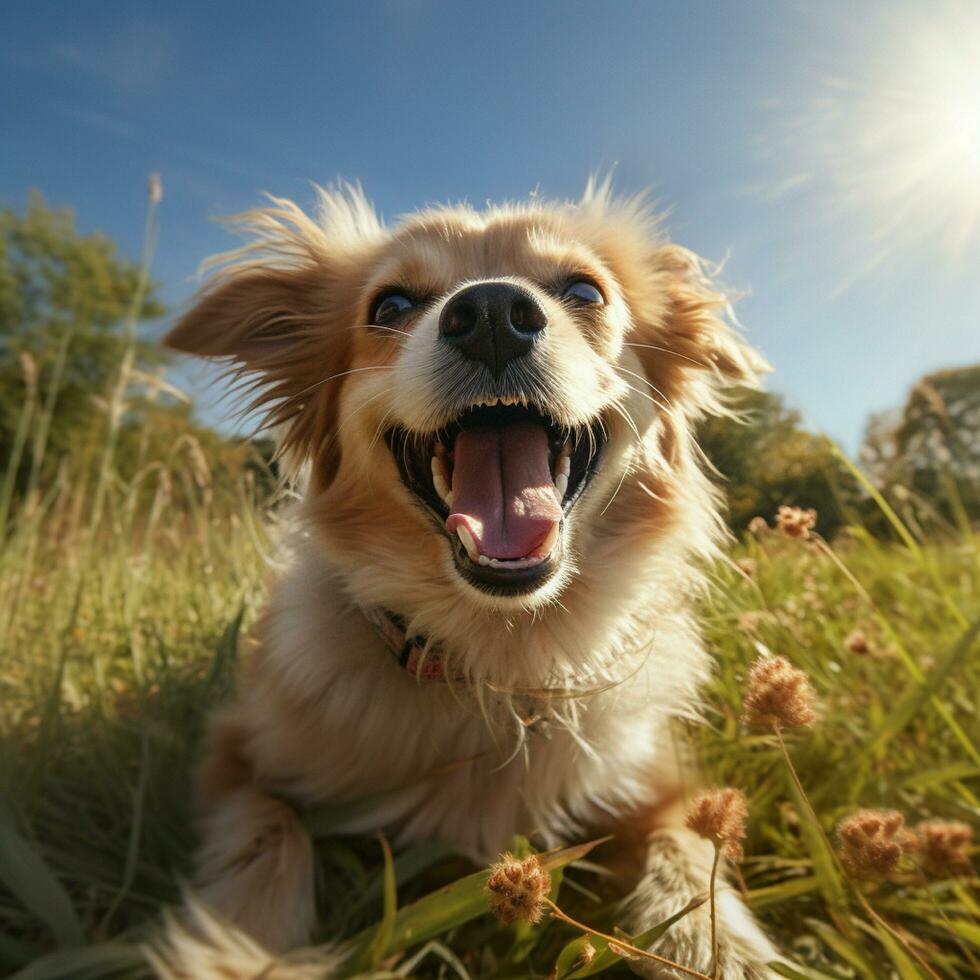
[9, 943, 145, 980]
[555, 892, 707, 979]
[0, 804, 83, 949]
[344, 838, 604, 969]
[865, 616, 980, 757]
[354, 834, 398, 973]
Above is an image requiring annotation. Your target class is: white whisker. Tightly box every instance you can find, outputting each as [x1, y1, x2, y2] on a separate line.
[292, 364, 395, 401]
[623, 341, 706, 369]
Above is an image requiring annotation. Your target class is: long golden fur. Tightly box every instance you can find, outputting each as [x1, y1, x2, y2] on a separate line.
[151, 179, 778, 978]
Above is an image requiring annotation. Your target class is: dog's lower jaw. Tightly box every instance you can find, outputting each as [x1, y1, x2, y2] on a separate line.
[623, 825, 779, 980]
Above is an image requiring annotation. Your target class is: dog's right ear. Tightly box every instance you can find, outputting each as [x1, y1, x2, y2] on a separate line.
[166, 263, 330, 367]
[165, 192, 382, 477]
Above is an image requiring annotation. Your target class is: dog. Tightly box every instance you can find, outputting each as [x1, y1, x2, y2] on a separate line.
[154, 179, 778, 979]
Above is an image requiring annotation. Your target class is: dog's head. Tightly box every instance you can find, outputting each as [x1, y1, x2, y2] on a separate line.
[167, 182, 764, 615]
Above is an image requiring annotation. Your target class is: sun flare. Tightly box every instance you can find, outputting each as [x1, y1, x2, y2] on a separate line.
[771, 4, 980, 271]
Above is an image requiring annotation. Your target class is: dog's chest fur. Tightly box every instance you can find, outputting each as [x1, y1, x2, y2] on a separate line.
[237, 542, 709, 860]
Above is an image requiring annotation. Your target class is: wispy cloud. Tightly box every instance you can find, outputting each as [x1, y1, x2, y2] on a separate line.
[49, 16, 173, 92]
[59, 103, 273, 192]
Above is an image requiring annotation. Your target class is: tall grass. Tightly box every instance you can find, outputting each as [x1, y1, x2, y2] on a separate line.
[0, 191, 977, 979]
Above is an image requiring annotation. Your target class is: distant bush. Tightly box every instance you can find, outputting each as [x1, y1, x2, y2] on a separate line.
[698, 387, 861, 538]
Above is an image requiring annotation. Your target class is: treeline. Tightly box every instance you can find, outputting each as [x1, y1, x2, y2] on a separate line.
[1, 195, 976, 540]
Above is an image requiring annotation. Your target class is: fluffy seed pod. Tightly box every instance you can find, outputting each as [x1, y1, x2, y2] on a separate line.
[685, 787, 749, 860]
[743, 656, 817, 729]
[775, 506, 817, 541]
[837, 809, 912, 877]
[485, 853, 552, 925]
[910, 819, 973, 877]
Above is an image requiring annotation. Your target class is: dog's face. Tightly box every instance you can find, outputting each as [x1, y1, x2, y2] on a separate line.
[168, 185, 762, 612]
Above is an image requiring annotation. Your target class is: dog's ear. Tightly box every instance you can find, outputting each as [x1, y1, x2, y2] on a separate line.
[632, 244, 769, 416]
[166, 194, 377, 481]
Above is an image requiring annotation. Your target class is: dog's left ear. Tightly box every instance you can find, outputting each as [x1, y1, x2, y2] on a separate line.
[632, 244, 769, 415]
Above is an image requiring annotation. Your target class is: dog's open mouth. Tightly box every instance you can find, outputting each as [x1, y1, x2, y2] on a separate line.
[386, 401, 606, 594]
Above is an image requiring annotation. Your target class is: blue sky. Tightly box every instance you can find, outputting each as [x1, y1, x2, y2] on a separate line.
[3, 0, 979, 451]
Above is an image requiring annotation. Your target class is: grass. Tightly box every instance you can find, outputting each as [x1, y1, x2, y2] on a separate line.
[1, 440, 977, 979]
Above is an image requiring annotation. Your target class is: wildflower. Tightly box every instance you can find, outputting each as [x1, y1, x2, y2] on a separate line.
[747, 516, 769, 538]
[911, 819, 973, 877]
[685, 787, 748, 860]
[485, 853, 551, 925]
[844, 628, 872, 655]
[736, 557, 757, 578]
[775, 506, 817, 541]
[743, 656, 816, 729]
[837, 809, 911, 877]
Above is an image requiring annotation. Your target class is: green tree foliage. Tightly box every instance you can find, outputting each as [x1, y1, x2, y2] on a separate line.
[860, 364, 980, 527]
[0, 192, 167, 472]
[699, 388, 859, 537]
[0, 193, 277, 530]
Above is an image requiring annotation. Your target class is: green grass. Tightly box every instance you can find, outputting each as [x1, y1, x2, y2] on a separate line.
[1, 448, 977, 979]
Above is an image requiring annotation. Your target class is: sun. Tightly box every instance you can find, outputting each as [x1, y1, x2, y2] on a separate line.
[768, 3, 980, 273]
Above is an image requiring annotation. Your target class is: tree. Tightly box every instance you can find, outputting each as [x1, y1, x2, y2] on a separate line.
[698, 388, 859, 537]
[860, 365, 980, 526]
[0, 192, 167, 484]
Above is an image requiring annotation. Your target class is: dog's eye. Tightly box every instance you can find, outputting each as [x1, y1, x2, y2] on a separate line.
[373, 294, 415, 324]
[562, 281, 604, 305]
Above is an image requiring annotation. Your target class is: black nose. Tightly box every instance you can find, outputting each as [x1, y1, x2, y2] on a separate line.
[438, 282, 547, 377]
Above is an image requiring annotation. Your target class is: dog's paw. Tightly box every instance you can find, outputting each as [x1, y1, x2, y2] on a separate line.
[627, 897, 779, 979]
[624, 831, 779, 979]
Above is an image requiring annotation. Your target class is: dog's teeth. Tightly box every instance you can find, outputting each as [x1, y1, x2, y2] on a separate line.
[430, 456, 452, 504]
[433, 473, 451, 502]
[555, 473, 569, 498]
[541, 521, 560, 556]
[556, 455, 571, 478]
[478, 554, 490, 566]
[456, 524, 480, 562]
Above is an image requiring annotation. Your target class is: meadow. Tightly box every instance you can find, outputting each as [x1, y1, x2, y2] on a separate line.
[1, 193, 978, 980]
[0, 391, 978, 980]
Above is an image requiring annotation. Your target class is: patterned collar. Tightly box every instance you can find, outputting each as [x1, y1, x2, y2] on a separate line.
[362, 606, 455, 682]
[364, 606, 553, 736]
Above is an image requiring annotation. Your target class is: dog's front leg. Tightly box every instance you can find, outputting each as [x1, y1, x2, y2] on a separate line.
[621, 805, 778, 980]
[190, 709, 317, 953]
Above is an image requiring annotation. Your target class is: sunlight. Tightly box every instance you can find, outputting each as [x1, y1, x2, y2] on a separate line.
[771, 5, 980, 271]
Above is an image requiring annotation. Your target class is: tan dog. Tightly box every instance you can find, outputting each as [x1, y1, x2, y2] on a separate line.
[155, 180, 777, 978]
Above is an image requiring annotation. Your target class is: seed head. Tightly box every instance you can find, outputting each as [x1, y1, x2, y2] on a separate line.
[844, 628, 872, 655]
[743, 656, 816, 729]
[910, 819, 973, 877]
[685, 787, 748, 860]
[747, 516, 769, 538]
[837, 809, 911, 877]
[775, 506, 817, 541]
[147, 172, 163, 205]
[485, 853, 551, 925]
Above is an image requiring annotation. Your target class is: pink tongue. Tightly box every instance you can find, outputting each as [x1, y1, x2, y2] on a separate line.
[446, 424, 562, 559]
